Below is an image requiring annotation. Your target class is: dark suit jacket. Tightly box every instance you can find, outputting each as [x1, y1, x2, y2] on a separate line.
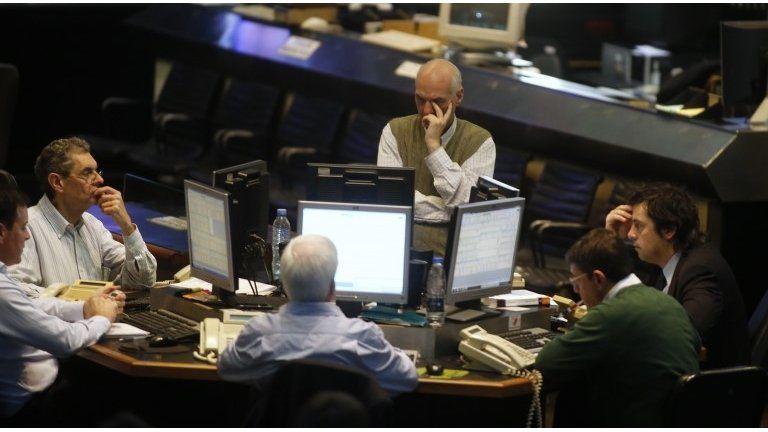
[665, 242, 748, 368]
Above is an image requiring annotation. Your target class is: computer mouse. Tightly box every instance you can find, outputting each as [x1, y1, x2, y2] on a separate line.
[147, 335, 178, 348]
[426, 362, 444, 376]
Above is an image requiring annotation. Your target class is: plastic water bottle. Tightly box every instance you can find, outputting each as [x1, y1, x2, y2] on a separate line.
[271, 209, 291, 283]
[426, 257, 446, 327]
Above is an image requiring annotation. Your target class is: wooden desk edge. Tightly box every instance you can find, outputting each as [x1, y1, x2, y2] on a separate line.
[83, 343, 534, 397]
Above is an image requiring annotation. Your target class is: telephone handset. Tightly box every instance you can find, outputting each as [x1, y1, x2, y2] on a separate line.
[193, 310, 264, 364]
[175, 265, 191, 282]
[40, 280, 113, 300]
[458, 324, 537, 374]
[458, 325, 544, 428]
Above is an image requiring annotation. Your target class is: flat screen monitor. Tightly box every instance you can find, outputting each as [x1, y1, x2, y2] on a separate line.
[470, 175, 520, 202]
[444, 197, 525, 307]
[439, 3, 529, 50]
[297, 201, 412, 305]
[306, 163, 415, 209]
[184, 180, 236, 295]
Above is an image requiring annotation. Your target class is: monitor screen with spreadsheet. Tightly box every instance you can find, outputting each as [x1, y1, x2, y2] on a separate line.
[444, 197, 525, 305]
[297, 201, 412, 305]
[184, 180, 236, 293]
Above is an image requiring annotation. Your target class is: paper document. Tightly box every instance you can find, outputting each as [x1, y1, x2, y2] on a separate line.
[104, 323, 150, 338]
[484, 289, 550, 308]
[171, 277, 277, 296]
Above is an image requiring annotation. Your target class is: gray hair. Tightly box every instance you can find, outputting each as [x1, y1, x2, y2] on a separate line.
[281, 234, 338, 302]
[34, 137, 91, 199]
[417, 59, 463, 96]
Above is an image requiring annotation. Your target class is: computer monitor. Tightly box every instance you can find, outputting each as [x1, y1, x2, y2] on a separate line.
[184, 180, 237, 301]
[438, 3, 529, 50]
[212, 160, 269, 241]
[297, 200, 412, 305]
[444, 197, 525, 309]
[470, 175, 520, 202]
[305, 163, 415, 209]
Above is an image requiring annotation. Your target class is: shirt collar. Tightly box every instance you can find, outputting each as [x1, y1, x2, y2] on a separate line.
[661, 251, 681, 294]
[281, 301, 345, 316]
[0, 261, 6, 274]
[440, 116, 458, 147]
[604, 273, 642, 301]
[38, 194, 82, 238]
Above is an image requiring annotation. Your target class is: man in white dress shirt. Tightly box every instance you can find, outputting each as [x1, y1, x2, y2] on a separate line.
[377, 59, 496, 255]
[10, 137, 157, 297]
[0, 186, 122, 424]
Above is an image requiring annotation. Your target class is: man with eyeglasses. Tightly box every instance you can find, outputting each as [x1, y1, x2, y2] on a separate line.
[534, 228, 700, 427]
[9, 137, 157, 297]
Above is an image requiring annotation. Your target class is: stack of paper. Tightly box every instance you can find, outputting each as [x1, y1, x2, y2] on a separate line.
[103, 323, 150, 339]
[171, 277, 277, 296]
[483, 289, 550, 308]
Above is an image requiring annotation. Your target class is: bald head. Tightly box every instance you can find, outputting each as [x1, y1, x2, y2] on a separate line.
[414, 59, 464, 127]
[416, 59, 462, 95]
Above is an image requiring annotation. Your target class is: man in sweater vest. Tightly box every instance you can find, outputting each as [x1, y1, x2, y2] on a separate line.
[377, 59, 496, 255]
[535, 229, 700, 427]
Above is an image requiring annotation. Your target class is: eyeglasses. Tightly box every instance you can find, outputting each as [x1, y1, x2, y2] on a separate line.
[70, 169, 103, 185]
[568, 273, 589, 285]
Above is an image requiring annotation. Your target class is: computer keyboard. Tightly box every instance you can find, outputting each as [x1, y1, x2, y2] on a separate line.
[120, 309, 199, 342]
[360, 30, 441, 52]
[496, 328, 561, 353]
[147, 216, 188, 231]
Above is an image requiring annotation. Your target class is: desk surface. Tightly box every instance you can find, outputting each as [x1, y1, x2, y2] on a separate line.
[88, 202, 188, 253]
[79, 339, 532, 399]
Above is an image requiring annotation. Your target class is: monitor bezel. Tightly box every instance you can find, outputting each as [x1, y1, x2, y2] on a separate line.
[306, 162, 416, 210]
[438, 3, 529, 49]
[184, 179, 237, 293]
[444, 197, 526, 305]
[297, 200, 413, 305]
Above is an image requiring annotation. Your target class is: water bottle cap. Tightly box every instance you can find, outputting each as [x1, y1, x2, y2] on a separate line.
[277, 209, 287, 216]
[432, 257, 443, 264]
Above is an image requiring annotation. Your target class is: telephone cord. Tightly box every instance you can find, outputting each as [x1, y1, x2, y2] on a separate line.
[193, 350, 218, 365]
[514, 368, 543, 428]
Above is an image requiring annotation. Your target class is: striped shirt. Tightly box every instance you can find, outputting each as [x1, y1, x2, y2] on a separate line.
[8, 195, 157, 297]
[377, 116, 496, 222]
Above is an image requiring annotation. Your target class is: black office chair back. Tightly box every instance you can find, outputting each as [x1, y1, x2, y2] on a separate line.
[749, 289, 768, 368]
[0, 63, 19, 168]
[276, 93, 346, 154]
[0, 169, 17, 187]
[156, 62, 221, 119]
[494, 146, 530, 190]
[665, 366, 768, 427]
[526, 161, 602, 224]
[214, 79, 281, 132]
[337, 110, 390, 164]
[253, 359, 392, 427]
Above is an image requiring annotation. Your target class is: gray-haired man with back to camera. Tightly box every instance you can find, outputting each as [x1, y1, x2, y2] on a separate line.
[218, 234, 418, 395]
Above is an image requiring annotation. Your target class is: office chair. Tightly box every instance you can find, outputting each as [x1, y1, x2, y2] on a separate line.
[749, 289, 768, 368]
[248, 359, 393, 427]
[0, 63, 18, 170]
[336, 109, 391, 164]
[664, 366, 768, 427]
[268, 93, 346, 223]
[493, 146, 530, 191]
[186, 78, 282, 183]
[83, 62, 221, 182]
[0, 169, 17, 187]
[515, 161, 603, 296]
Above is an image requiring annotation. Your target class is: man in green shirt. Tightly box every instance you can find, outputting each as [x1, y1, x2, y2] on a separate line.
[535, 228, 700, 427]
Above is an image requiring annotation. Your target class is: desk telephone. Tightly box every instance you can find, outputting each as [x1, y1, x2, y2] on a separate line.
[40, 279, 113, 301]
[459, 325, 537, 374]
[193, 309, 264, 364]
[458, 325, 544, 427]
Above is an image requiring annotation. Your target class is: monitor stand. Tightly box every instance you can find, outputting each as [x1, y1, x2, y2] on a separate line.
[212, 287, 283, 312]
[445, 299, 501, 323]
